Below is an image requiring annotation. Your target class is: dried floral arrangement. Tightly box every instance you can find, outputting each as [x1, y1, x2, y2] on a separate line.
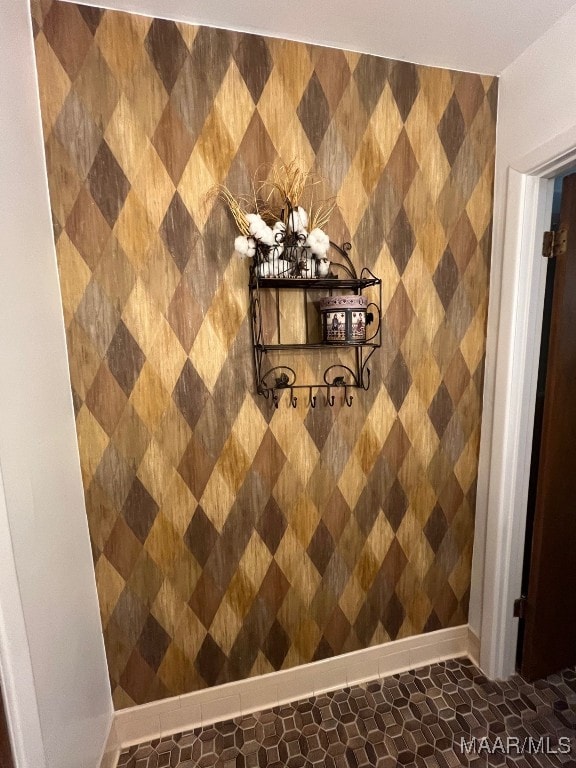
[214, 162, 337, 279]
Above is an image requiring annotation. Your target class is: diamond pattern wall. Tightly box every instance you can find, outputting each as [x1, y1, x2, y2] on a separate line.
[31, 0, 497, 709]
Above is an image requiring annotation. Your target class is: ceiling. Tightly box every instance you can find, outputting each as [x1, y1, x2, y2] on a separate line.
[73, 0, 576, 75]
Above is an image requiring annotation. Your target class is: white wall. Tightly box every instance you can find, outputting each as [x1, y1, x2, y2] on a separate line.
[68, 0, 575, 76]
[0, 1, 113, 766]
[472, 3, 576, 676]
[2, 2, 574, 756]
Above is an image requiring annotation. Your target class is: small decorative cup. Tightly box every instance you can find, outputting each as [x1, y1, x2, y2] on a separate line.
[319, 295, 368, 343]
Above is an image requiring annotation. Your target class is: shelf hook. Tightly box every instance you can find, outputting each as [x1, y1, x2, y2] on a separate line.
[290, 388, 298, 408]
[326, 385, 335, 407]
[344, 387, 353, 407]
[308, 388, 316, 408]
[272, 390, 280, 409]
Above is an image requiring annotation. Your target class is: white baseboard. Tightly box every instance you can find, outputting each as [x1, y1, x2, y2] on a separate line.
[467, 626, 481, 667]
[99, 719, 120, 768]
[113, 624, 474, 750]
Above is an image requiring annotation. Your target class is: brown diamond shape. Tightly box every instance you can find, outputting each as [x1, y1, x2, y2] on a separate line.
[262, 619, 291, 670]
[184, 507, 219, 567]
[355, 175, 398, 270]
[189, 572, 224, 630]
[87, 141, 131, 228]
[137, 614, 171, 673]
[43, 1, 93, 79]
[119, 648, 155, 705]
[424, 505, 449, 553]
[314, 48, 351, 114]
[354, 54, 391, 116]
[75, 48, 120, 146]
[195, 634, 227, 686]
[307, 521, 335, 576]
[227, 629, 258, 681]
[153, 100, 195, 186]
[356, 127, 386, 197]
[166, 275, 204, 353]
[354, 601, 379, 647]
[380, 538, 408, 593]
[251, 428, 287, 492]
[428, 383, 454, 438]
[112, 404, 151, 470]
[444, 350, 470, 406]
[388, 61, 420, 122]
[384, 479, 408, 533]
[423, 609, 442, 632]
[454, 73, 485, 127]
[312, 637, 332, 662]
[384, 352, 412, 411]
[77, 6, 104, 35]
[355, 486, 380, 537]
[438, 473, 464, 522]
[372, 539, 407, 606]
[432, 582, 458, 626]
[94, 442, 135, 511]
[145, 19, 188, 92]
[178, 435, 215, 499]
[384, 129, 419, 202]
[438, 93, 466, 165]
[257, 560, 290, 613]
[66, 187, 111, 271]
[233, 34, 273, 104]
[487, 78, 499, 123]
[53, 91, 103, 180]
[235, 110, 279, 180]
[103, 515, 142, 582]
[322, 487, 351, 543]
[85, 361, 127, 436]
[74, 278, 120, 359]
[433, 247, 460, 310]
[386, 206, 416, 276]
[160, 193, 200, 273]
[385, 281, 415, 346]
[172, 26, 232, 141]
[303, 403, 336, 452]
[172, 359, 211, 430]
[106, 320, 145, 397]
[381, 419, 411, 474]
[323, 606, 351, 653]
[121, 478, 159, 545]
[256, 498, 287, 556]
[383, 591, 405, 638]
[297, 72, 331, 153]
[449, 211, 478, 275]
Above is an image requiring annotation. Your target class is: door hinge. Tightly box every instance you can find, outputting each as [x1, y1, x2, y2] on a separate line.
[542, 228, 567, 258]
[513, 596, 527, 619]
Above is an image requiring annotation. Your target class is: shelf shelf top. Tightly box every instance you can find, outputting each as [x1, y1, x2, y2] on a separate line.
[256, 341, 381, 351]
[250, 276, 381, 290]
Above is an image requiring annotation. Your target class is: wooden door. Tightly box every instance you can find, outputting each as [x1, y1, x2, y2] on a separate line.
[0, 683, 14, 768]
[521, 172, 576, 681]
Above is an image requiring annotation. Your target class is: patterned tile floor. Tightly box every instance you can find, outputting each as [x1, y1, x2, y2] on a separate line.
[117, 658, 576, 767]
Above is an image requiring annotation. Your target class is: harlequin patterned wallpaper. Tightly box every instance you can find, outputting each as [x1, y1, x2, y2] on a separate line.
[31, 0, 497, 708]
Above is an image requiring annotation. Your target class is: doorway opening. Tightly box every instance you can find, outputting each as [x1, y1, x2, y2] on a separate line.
[512, 169, 576, 680]
[515, 176, 561, 671]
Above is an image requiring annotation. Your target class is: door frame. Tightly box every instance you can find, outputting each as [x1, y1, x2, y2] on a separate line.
[0, 461, 46, 767]
[479, 128, 576, 680]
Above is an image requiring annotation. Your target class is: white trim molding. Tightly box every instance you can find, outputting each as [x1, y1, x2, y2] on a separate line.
[479, 148, 576, 680]
[110, 625, 473, 752]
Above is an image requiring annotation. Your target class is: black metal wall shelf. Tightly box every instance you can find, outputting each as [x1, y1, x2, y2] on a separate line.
[248, 241, 382, 407]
